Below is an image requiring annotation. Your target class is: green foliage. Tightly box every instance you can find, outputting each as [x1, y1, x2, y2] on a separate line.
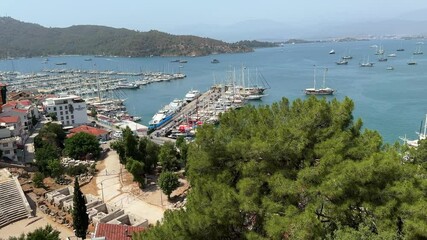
[126, 158, 145, 187]
[46, 112, 58, 121]
[65, 164, 89, 177]
[34, 123, 65, 149]
[138, 97, 427, 240]
[8, 225, 60, 240]
[158, 171, 180, 199]
[64, 132, 101, 160]
[123, 127, 139, 160]
[72, 177, 89, 239]
[0, 17, 253, 58]
[90, 107, 97, 118]
[31, 115, 38, 127]
[47, 159, 63, 179]
[110, 140, 126, 164]
[235, 40, 279, 48]
[412, 139, 427, 164]
[32, 172, 44, 188]
[139, 137, 160, 173]
[158, 141, 180, 171]
[175, 136, 189, 166]
[34, 143, 60, 176]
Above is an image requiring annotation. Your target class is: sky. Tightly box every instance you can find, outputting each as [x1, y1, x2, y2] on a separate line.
[1, 1, 427, 40]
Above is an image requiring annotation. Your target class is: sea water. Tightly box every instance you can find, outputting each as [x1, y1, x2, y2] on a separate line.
[1, 39, 426, 143]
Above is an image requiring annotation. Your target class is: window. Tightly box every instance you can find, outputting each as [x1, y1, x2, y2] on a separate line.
[59, 106, 62, 110]
[66, 121, 69, 125]
[66, 116, 69, 120]
[4, 150, 10, 154]
[72, 120, 75, 124]
[48, 107, 51, 111]
[65, 106, 68, 109]
[2, 143, 8, 147]
[60, 112, 63, 116]
[65, 111, 68, 114]
[61, 117, 64, 120]
[53, 107, 56, 111]
[71, 115, 74, 119]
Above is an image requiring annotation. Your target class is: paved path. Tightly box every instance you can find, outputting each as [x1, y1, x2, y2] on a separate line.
[96, 149, 165, 224]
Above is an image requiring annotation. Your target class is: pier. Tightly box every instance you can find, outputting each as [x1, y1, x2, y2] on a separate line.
[149, 84, 250, 140]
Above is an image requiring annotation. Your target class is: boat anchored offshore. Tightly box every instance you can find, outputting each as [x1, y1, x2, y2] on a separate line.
[336, 59, 348, 65]
[360, 57, 374, 67]
[304, 67, 334, 95]
[329, 49, 335, 54]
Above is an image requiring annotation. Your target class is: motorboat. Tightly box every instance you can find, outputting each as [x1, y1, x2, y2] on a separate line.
[184, 89, 201, 102]
[336, 59, 348, 65]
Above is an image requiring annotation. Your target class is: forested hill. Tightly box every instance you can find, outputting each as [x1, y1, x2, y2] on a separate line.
[0, 17, 255, 58]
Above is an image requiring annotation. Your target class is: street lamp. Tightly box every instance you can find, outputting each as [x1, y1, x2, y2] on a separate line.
[100, 182, 104, 202]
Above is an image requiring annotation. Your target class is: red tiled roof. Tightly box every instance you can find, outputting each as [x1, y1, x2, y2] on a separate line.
[11, 108, 28, 113]
[2, 101, 17, 108]
[94, 223, 144, 240]
[0, 116, 20, 123]
[67, 125, 109, 138]
[17, 100, 32, 106]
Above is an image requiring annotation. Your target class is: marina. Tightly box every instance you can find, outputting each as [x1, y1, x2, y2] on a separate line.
[1, 39, 427, 143]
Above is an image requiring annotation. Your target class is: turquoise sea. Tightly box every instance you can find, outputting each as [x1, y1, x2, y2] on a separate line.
[1, 39, 426, 143]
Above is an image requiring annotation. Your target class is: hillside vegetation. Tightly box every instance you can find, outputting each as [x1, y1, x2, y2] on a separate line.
[0, 17, 255, 58]
[136, 96, 427, 240]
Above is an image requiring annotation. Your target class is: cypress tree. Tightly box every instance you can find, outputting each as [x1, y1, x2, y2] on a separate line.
[72, 177, 89, 239]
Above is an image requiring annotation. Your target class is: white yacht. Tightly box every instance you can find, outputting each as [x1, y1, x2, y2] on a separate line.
[184, 89, 201, 102]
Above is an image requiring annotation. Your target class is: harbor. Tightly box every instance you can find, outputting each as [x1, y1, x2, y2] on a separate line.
[1, 39, 427, 143]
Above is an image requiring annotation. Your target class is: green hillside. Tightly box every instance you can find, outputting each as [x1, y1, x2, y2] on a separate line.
[0, 17, 254, 58]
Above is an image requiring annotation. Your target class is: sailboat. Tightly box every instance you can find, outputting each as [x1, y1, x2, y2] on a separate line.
[400, 114, 427, 147]
[360, 56, 374, 67]
[413, 45, 423, 55]
[375, 45, 385, 55]
[407, 57, 417, 65]
[304, 67, 334, 95]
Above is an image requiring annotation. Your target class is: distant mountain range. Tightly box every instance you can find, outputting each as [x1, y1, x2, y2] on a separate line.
[0, 17, 279, 58]
[164, 13, 427, 42]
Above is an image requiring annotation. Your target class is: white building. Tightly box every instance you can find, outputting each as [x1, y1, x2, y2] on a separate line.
[43, 95, 88, 127]
[113, 120, 148, 137]
[0, 124, 20, 162]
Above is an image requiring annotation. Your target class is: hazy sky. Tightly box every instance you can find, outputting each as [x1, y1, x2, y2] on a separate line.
[1, 0, 427, 34]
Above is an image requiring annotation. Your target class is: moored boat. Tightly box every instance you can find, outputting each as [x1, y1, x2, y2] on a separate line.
[336, 59, 348, 65]
[184, 89, 201, 102]
[304, 67, 334, 95]
[360, 57, 374, 67]
[115, 81, 139, 89]
[400, 114, 427, 147]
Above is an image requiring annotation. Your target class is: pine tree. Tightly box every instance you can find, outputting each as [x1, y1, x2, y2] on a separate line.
[72, 177, 89, 239]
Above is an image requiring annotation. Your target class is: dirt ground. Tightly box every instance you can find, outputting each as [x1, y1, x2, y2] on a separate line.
[3, 141, 190, 239]
[81, 160, 105, 196]
[0, 209, 74, 239]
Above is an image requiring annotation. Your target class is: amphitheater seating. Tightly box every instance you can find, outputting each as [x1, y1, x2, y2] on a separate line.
[0, 179, 32, 228]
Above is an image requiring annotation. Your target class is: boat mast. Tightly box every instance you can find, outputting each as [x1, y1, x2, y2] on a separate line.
[423, 114, 427, 139]
[322, 68, 328, 89]
[313, 65, 317, 89]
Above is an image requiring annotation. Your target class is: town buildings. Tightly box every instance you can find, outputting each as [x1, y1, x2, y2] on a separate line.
[43, 94, 88, 127]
